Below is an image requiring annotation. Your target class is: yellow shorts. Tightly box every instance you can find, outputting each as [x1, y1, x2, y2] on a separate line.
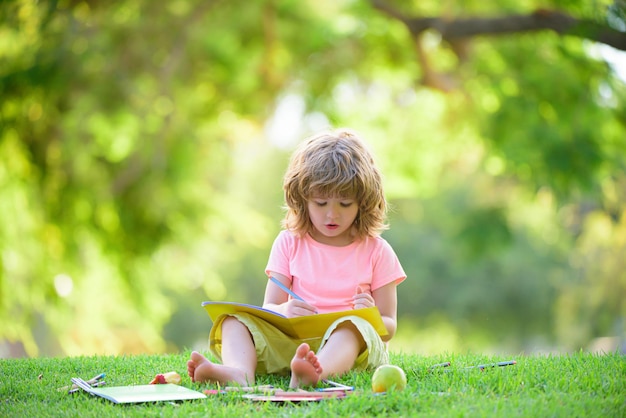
[209, 313, 389, 375]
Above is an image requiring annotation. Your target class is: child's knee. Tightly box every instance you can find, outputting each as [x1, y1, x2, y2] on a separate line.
[333, 321, 367, 350]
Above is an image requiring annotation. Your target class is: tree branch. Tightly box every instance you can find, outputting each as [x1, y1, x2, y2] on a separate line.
[371, 1, 626, 51]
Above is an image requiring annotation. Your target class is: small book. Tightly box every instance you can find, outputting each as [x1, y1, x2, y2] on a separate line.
[242, 390, 348, 402]
[202, 301, 388, 339]
[73, 381, 206, 404]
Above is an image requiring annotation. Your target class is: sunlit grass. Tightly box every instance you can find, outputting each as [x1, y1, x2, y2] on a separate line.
[1, 351, 623, 417]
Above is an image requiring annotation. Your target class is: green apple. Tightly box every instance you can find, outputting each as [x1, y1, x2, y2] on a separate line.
[371, 364, 407, 393]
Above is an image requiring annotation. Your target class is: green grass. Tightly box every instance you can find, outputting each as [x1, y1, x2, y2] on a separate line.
[1, 351, 624, 417]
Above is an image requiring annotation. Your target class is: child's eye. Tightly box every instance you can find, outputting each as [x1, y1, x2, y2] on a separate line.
[340, 201, 354, 208]
[314, 201, 327, 206]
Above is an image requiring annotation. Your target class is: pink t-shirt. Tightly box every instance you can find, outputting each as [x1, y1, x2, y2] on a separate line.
[265, 230, 406, 313]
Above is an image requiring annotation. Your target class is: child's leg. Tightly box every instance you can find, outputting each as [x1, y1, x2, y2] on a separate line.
[289, 321, 364, 388]
[187, 316, 257, 385]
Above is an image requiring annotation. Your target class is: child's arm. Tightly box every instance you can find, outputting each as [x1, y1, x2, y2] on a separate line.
[370, 281, 399, 342]
[262, 272, 318, 317]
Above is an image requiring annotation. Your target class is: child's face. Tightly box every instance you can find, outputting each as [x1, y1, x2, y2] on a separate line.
[307, 195, 359, 246]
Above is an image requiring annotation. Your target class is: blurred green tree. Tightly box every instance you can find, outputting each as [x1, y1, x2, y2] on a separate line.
[0, 0, 624, 356]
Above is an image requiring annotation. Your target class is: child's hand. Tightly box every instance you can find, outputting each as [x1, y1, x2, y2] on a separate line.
[353, 285, 374, 309]
[283, 299, 318, 317]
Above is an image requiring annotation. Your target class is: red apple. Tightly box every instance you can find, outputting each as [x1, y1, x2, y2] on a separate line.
[150, 371, 181, 385]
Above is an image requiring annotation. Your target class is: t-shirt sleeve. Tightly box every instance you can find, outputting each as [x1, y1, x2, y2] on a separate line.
[371, 238, 407, 291]
[265, 230, 292, 279]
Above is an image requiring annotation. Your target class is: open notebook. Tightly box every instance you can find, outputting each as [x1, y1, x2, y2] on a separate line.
[71, 379, 206, 404]
[202, 302, 388, 339]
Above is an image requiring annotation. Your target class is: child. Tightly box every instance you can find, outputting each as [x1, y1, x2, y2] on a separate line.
[187, 128, 406, 388]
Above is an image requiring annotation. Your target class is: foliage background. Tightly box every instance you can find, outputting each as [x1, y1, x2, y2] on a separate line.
[1, 0, 625, 357]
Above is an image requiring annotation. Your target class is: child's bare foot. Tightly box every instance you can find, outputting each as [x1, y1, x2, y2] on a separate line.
[187, 351, 251, 385]
[289, 343, 323, 388]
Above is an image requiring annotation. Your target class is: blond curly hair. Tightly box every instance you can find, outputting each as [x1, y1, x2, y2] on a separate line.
[282, 128, 388, 239]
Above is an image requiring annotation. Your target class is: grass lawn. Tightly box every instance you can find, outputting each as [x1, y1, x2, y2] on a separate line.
[1, 350, 624, 417]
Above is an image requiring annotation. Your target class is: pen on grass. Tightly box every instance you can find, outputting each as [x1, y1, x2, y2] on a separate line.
[61, 372, 106, 393]
[428, 361, 451, 371]
[318, 379, 354, 392]
[466, 360, 517, 370]
[268, 276, 307, 302]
